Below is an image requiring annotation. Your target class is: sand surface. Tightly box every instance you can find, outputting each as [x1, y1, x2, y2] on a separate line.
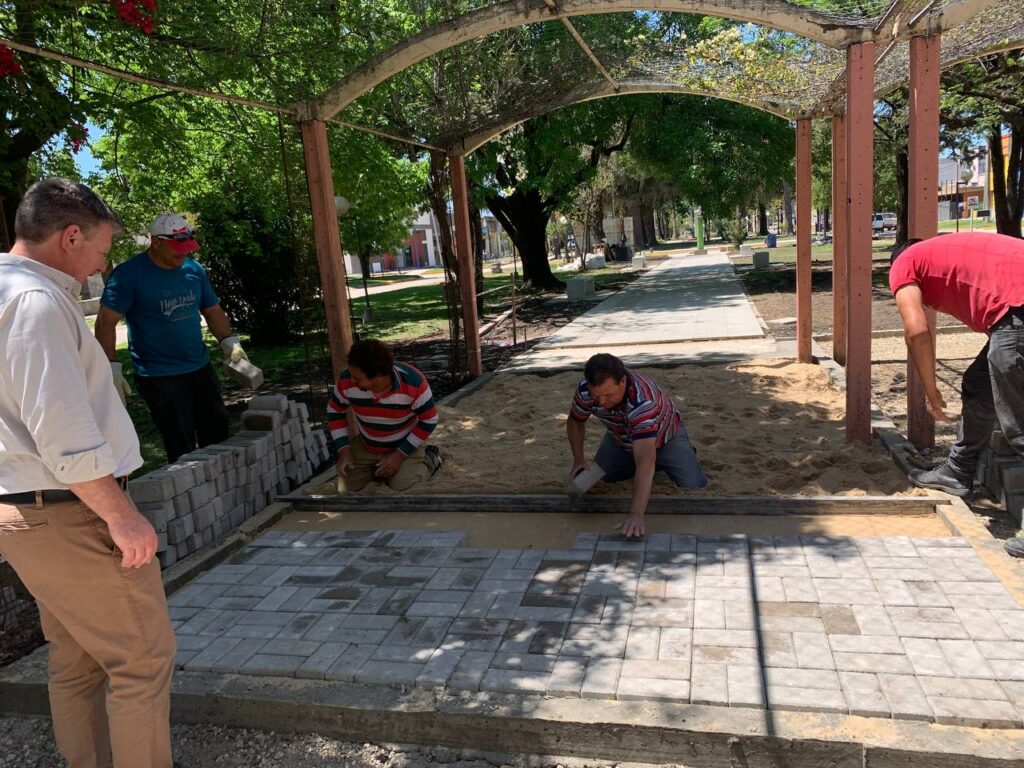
[331, 359, 925, 498]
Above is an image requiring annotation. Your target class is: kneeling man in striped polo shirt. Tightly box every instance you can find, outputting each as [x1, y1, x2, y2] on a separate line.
[328, 339, 442, 492]
[567, 353, 707, 537]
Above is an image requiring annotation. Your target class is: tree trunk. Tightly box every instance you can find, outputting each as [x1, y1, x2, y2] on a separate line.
[757, 203, 768, 236]
[469, 197, 485, 316]
[485, 186, 563, 290]
[895, 146, 910, 246]
[629, 200, 647, 248]
[426, 152, 461, 367]
[781, 178, 795, 235]
[642, 205, 658, 247]
[992, 121, 1024, 238]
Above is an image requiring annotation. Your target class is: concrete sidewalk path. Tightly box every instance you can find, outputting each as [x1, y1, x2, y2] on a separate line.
[534, 251, 763, 350]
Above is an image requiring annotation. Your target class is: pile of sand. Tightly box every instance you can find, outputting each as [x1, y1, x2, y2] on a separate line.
[417, 359, 922, 497]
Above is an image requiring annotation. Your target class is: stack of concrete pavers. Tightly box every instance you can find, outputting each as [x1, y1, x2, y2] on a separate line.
[129, 395, 332, 569]
[976, 430, 1024, 528]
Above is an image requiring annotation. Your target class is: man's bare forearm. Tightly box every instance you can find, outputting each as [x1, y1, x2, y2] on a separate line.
[68, 475, 137, 524]
[94, 316, 118, 362]
[567, 419, 587, 465]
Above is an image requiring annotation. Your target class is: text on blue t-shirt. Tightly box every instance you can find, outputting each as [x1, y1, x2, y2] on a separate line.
[100, 252, 220, 377]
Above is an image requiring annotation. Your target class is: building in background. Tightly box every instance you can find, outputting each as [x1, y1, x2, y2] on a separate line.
[343, 211, 441, 276]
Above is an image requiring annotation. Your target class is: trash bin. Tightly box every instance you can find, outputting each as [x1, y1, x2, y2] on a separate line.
[765, 233, 777, 248]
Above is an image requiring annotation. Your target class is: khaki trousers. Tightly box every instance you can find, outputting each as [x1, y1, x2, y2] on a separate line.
[0, 499, 175, 768]
[340, 436, 432, 492]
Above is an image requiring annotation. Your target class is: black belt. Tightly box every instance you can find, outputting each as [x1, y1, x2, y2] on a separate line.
[992, 306, 1024, 331]
[0, 489, 78, 505]
[0, 477, 127, 506]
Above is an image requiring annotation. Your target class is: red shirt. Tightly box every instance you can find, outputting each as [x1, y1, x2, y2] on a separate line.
[888, 233, 1024, 333]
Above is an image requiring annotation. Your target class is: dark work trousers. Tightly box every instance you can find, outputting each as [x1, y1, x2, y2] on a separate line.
[948, 308, 1024, 478]
[135, 362, 229, 463]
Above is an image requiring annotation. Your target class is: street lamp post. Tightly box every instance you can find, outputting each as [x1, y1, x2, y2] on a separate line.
[335, 195, 373, 324]
[955, 166, 973, 233]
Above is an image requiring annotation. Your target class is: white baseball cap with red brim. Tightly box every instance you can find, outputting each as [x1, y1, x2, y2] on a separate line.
[148, 213, 199, 254]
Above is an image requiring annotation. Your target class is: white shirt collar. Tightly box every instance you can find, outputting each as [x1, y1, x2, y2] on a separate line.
[0, 253, 82, 300]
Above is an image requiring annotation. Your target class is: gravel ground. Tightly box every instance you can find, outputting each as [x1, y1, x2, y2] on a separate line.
[0, 714, 669, 768]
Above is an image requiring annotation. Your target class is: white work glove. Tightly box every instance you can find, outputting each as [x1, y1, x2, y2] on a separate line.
[110, 361, 132, 405]
[219, 335, 250, 365]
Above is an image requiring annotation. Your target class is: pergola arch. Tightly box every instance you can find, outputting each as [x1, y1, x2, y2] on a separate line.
[451, 79, 796, 156]
[302, 0, 876, 121]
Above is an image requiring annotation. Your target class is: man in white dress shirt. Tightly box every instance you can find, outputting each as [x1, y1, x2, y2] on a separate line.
[0, 179, 175, 767]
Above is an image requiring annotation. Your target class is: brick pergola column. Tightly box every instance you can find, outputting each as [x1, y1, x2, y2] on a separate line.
[845, 42, 875, 443]
[449, 153, 483, 377]
[831, 114, 848, 366]
[299, 120, 354, 381]
[907, 33, 942, 449]
[796, 118, 813, 363]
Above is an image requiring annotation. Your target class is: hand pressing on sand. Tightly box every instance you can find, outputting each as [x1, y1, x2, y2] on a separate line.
[615, 513, 646, 539]
[374, 450, 406, 479]
[336, 447, 354, 476]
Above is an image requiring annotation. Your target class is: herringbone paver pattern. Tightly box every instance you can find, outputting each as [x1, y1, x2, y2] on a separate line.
[167, 529, 1024, 728]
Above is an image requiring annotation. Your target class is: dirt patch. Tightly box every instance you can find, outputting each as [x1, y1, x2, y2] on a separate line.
[316, 359, 924, 498]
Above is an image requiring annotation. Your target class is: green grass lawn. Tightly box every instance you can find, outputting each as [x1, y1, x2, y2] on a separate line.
[729, 240, 894, 266]
[347, 273, 424, 288]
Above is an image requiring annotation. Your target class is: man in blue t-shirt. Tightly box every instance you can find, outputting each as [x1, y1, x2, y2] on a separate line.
[95, 214, 254, 462]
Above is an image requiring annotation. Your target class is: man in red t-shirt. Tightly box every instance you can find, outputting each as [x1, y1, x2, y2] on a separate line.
[889, 232, 1024, 558]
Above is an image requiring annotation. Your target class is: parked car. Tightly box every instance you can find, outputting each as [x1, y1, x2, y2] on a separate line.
[872, 212, 897, 235]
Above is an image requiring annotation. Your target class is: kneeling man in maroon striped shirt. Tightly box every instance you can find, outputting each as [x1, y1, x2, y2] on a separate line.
[327, 339, 442, 492]
[567, 353, 707, 538]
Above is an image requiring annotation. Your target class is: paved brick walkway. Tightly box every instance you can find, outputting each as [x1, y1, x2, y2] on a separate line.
[168, 530, 1024, 728]
[535, 252, 763, 349]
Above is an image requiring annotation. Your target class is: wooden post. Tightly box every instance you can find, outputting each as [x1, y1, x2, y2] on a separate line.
[299, 120, 353, 381]
[831, 114, 848, 367]
[907, 33, 941, 450]
[796, 118, 813, 364]
[845, 42, 875, 443]
[510, 272, 518, 346]
[449, 154, 483, 377]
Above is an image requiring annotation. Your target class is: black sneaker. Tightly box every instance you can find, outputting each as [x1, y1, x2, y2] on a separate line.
[425, 445, 443, 478]
[908, 462, 973, 497]
[1005, 537, 1024, 559]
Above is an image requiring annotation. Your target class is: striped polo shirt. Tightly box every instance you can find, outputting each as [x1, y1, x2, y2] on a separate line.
[327, 362, 438, 456]
[570, 369, 682, 450]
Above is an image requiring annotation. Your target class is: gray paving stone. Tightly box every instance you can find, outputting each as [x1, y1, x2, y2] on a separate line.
[447, 651, 495, 692]
[692, 645, 759, 666]
[371, 645, 437, 664]
[765, 684, 847, 714]
[763, 668, 840, 690]
[977, 640, 1024, 660]
[480, 668, 551, 694]
[561, 624, 629, 658]
[928, 697, 1022, 728]
[324, 644, 375, 682]
[657, 627, 692, 660]
[491, 652, 557, 672]
[877, 673, 933, 722]
[988, 660, 1024, 680]
[727, 665, 765, 708]
[793, 631, 834, 670]
[355, 660, 424, 686]
[851, 605, 896, 636]
[241, 654, 302, 676]
[617, 677, 690, 702]
[693, 599, 725, 629]
[406, 601, 464, 618]
[918, 675, 1007, 700]
[938, 639, 996, 679]
[993, 610, 1024, 640]
[580, 657, 622, 699]
[902, 637, 953, 677]
[223, 623, 282, 640]
[693, 629, 756, 648]
[621, 659, 690, 681]
[548, 657, 588, 697]
[416, 647, 464, 689]
[832, 651, 912, 675]
[955, 608, 1010, 641]
[625, 626, 660, 659]
[208, 637, 267, 673]
[782, 577, 817, 603]
[690, 663, 728, 705]
[761, 632, 799, 668]
[296, 642, 350, 680]
[839, 671, 890, 717]
[828, 634, 904, 655]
